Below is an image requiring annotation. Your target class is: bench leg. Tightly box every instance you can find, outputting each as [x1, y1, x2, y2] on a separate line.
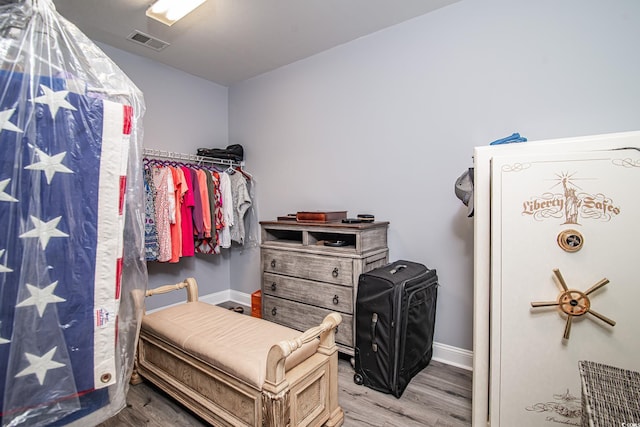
[324, 406, 344, 427]
[129, 358, 144, 385]
[262, 388, 291, 427]
[318, 332, 343, 427]
[129, 370, 143, 385]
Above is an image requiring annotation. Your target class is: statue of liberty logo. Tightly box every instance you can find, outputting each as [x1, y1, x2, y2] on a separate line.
[523, 171, 620, 223]
[561, 176, 581, 225]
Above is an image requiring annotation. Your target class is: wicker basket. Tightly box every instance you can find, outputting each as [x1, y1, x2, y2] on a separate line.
[579, 360, 640, 427]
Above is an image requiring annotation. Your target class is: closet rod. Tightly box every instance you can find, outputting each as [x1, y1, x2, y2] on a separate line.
[142, 148, 244, 168]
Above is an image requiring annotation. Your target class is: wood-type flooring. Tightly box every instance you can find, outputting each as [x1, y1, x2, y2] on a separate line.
[97, 355, 471, 427]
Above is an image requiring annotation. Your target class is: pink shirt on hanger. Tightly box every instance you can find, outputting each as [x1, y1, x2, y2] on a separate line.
[180, 166, 195, 257]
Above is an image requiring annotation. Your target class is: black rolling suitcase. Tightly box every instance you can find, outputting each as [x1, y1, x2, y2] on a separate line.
[353, 260, 438, 398]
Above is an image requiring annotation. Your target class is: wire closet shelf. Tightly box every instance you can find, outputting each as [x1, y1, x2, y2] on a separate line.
[142, 148, 244, 168]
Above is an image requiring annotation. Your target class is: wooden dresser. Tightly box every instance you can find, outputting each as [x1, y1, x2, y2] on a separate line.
[260, 220, 389, 356]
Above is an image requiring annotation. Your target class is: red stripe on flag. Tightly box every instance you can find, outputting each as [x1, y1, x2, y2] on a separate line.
[119, 176, 126, 215]
[122, 105, 133, 135]
[0, 387, 98, 417]
[115, 258, 122, 300]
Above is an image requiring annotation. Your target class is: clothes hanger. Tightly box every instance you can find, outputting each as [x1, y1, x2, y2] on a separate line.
[235, 166, 252, 181]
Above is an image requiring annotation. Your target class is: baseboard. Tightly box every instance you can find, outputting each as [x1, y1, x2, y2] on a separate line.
[228, 289, 252, 308]
[145, 290, 231, 314]
[201, 290, 237, 306]
[432, 342, 473, 371]
[155, 290, 474, 371]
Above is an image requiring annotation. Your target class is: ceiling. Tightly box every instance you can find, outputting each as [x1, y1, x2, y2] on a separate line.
[51, 0, 460, 87]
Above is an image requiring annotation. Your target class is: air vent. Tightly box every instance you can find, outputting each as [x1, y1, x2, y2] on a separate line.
[127, 30, 170, 51]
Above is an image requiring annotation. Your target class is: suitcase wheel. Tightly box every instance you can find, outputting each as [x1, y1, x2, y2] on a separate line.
[353, 373, 364, 385]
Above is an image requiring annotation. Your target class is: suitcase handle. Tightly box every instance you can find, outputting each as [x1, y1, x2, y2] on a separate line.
[389, 264, 407, 274]
[371, 313, 378, 352]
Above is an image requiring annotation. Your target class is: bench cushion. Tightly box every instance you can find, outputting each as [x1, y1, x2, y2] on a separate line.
[141, 301, 319, 388]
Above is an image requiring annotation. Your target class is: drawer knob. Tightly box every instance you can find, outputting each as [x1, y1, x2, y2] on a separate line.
[270, 259, 276, 268]
[271, 282, 277, 291]
[271, 307, 277, 316]
[333, 295, 339, 305]
[332, 267, 339, 278]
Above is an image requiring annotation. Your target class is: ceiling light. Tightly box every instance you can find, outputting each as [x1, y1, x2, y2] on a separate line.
[146, 0, 207, 26]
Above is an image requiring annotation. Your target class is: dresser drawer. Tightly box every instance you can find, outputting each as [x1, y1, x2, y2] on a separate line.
[262, 249, 353, 286]
[263, 272, 353, 314]
[262, 295, 353, 348]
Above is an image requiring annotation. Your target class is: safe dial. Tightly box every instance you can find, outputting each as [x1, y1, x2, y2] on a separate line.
[557, 229, 584, 252]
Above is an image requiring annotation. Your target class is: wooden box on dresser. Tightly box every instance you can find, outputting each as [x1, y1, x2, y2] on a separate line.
[260, 220, 389, 356]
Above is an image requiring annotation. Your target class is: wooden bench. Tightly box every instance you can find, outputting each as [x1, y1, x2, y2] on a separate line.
[131, 278, 344, 426]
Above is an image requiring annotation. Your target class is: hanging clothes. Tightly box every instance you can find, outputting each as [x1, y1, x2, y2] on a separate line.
[196, 169, 212, 239]
[219, 172, 233, 249]
[190, 168, 204, 240]
[180, 166, 195, 257]
[141, 151, 255, 261]
[229, 171, 252, 245]
[169, 166, 187, 263]
[143, 168, 160, 261]
[209, 170, 224, 254]
[151, 166, 172, 262]
[194, 170, 215, 254]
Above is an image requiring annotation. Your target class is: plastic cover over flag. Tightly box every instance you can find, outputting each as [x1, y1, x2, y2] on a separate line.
[0, 0, 146, 425]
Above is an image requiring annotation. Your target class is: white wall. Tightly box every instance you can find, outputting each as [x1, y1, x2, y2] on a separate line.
[96, 43, 232, 310]
[228, 0, 640, 351]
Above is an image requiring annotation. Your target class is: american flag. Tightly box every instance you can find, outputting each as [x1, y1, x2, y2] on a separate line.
[0, 70, 130, 425]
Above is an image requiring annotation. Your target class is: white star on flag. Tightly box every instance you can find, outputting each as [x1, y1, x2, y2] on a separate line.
[31, 84, 77, 118]
[0, 178, 18, 202]
[0, 249, 12, 273]
[24, 148, 74, 184]
[16, 281, 66, 317]
[15, 346, 65, 385]
[0, 108, 23, 134]
[0, 322, 9, 345]
[19, 215, 69, 250]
